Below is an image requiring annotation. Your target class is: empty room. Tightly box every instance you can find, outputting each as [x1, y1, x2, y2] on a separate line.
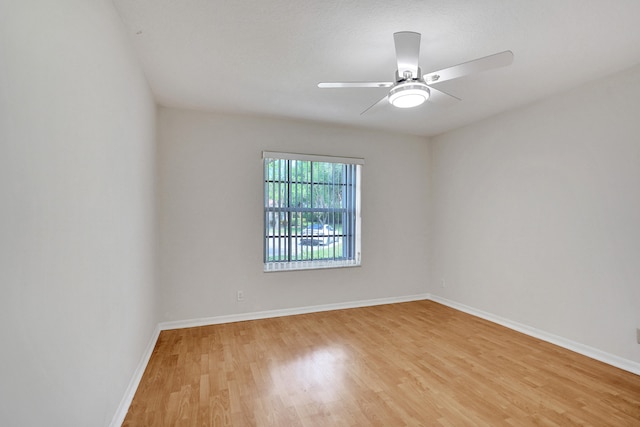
[1, 0, 639, 426]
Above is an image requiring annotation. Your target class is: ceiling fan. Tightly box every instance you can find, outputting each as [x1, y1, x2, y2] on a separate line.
[318, 32, 513, 114]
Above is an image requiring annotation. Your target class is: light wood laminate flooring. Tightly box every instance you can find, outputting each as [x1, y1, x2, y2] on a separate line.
[123, 300, 640, 426]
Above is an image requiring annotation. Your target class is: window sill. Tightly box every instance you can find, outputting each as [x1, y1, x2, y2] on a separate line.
[263, 260, 361, 273]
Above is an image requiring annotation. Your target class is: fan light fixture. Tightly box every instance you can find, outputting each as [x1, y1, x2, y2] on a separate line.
[388, 82, 430, 108]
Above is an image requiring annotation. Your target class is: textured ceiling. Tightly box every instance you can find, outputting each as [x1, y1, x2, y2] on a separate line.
[113, 0, 640, 137]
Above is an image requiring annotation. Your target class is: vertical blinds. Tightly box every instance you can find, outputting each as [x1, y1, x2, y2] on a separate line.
[263, 152, 362, 271]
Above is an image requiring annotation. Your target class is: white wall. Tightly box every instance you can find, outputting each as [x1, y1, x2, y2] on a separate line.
[429, 64, 640, 363]
[0, 1, 158, 425]
[158, 108, 430, 321]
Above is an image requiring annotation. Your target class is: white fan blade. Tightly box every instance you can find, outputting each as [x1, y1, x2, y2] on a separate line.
[393, 32, 421, 78]
[423, 50, 514, 84]
[360, 94, 389, 115]
[428, 86, 461, 106]
[318, 82, 393, 88]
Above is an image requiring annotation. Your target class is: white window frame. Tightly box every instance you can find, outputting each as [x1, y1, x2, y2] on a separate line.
[263, 151, 363, 272]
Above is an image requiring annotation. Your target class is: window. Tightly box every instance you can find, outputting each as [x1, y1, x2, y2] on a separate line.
[263, 151, 363, 272]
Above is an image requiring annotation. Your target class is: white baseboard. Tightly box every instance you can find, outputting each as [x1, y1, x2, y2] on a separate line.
[429, 295, 640, 376]
[159, 293, 432, 331]
[109, 323, 161, 427]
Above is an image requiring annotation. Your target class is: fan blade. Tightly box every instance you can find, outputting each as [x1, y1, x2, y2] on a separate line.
[423, 50, 514, 84]
[360, 94, 389, 115]
[428, 86, 461, 107]
[394, 31, 421, 78]
[318, 82, 393, 88]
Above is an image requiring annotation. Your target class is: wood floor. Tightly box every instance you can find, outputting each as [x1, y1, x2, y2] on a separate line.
[123, 300, 640, 426]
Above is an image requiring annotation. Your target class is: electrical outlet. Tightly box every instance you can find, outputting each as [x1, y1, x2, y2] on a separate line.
[637, 328, 640, 344]
[236, 290, 245, 302]
[441, 278, 446, 288]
